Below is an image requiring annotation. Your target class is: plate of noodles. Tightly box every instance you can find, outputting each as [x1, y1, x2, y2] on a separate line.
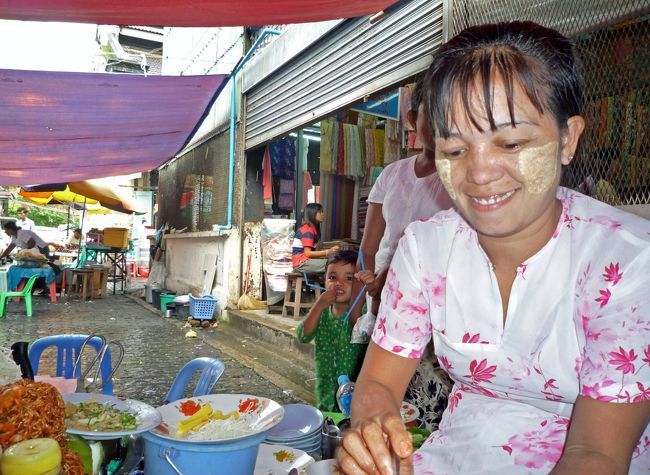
[63, 393, 162, 440]
[151, 394, 284, 444]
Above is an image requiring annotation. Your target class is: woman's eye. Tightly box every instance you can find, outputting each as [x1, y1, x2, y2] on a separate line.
[440, 149, 465, 159]
[502, 142, 523, 151]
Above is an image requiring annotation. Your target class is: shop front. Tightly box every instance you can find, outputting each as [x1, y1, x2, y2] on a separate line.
[240, 0, 444, 304]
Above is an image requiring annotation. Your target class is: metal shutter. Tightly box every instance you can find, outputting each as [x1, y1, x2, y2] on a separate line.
[244, 0, 444, 150]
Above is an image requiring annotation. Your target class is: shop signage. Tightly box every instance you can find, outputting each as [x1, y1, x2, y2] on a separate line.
[351, 89, 400, 121]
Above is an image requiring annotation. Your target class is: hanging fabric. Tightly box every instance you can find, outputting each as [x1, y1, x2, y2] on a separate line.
[262, 146, 273, 201]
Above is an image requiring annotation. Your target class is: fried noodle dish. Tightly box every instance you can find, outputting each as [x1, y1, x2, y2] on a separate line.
[0, 379, 84, 475]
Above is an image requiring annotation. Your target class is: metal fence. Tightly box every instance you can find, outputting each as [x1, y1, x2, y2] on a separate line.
[157, 132, 230, 231]
[449, 0, 650, 206]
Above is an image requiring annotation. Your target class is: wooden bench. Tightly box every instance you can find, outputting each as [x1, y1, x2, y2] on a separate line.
[282, 272, 323, 320]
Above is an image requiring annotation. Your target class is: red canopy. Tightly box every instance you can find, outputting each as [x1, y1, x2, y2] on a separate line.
[0, 0, 395, 26]
[0, 69, 227, 186]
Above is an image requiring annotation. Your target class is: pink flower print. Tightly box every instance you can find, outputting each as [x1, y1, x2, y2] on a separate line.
[439, 355, 453, 371]
[506, 417, 568, 469]
[602, 262, 623, 285]
[423, 274, 446, 307]
[633, 382, 650, 402]
[582, 382, 617, 402]
[642, 345, 650, 366]
[608, 347, 637, 375]
[543, 379, 558, 391]
[590, 215, 622, 230]
[407, 348, 423, 359]
[464, 358, 497, 384]
[404, 302, 427, 315]
[462, 332, 480, 343]
[392, 345, 406, 354]
[376, 316, 387, 336]
[501, 444, 513, 455]
[384, 269, 403, 310]
[448, 391, 462, 413]
[516, 263, 528, 278]
[595, 288, 611, 308]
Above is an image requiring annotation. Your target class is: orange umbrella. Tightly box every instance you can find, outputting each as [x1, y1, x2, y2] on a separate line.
[20, 180, 144, 214]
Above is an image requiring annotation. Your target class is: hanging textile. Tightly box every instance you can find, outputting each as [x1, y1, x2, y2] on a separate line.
[384, 119, 401, 165]
[302, 171, 313, 210]
[262, 146, 273, 201]
[365, 129, 376, 168]
[278, 179, 295, 211]
[269, 138, 296, 179]
[374, 129, 385, 166]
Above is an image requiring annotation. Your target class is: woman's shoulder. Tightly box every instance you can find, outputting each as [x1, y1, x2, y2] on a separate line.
[403, 208, 463, 241]
[561, 188, 650, 244]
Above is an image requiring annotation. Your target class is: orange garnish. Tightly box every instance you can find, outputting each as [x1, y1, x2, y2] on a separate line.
[179, 400, 201, 416]
[238, 398, 259, 413]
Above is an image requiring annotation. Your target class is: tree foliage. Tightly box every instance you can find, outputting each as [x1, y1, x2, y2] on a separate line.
[8, 201, 79, 228]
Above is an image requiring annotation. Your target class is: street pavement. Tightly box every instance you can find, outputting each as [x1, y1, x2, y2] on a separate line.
[0, 293, 301, 408]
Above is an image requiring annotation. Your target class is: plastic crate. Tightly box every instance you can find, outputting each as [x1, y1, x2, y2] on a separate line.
[189, 294, 218, 320]
[86, 233, 104, 246]
[103, 227, 130, 249]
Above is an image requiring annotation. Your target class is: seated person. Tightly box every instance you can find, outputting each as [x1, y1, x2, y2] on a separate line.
[292, 203, 339, 274]
[66, 228, 83, 249]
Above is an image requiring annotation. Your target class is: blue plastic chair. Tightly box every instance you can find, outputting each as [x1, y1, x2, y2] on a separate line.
[164, 357, 225, 404]
[28, 334, 114, 395]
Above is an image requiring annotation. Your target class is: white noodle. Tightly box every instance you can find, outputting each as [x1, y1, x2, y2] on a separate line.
[184, 417, 254, 441]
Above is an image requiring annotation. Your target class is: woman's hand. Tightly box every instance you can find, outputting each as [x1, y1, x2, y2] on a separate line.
[338, 412, 413, 474]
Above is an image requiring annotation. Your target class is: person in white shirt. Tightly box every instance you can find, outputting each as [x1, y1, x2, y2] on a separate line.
[0, 221, 49, 260]
[17, 207, 36, 232]
[66, 228, 83, 249]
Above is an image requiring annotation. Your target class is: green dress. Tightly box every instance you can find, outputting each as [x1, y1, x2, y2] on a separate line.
[296, 307, 367, 412]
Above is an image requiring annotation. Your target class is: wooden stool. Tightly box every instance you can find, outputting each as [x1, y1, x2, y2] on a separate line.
[67, 268, 94, 301]
[91, 268, 109, 299]
[282, 272, 322, 320]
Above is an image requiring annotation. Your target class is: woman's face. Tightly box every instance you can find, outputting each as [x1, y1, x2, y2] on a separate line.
[434, 77, 584, 240]
[315, 209, 324, 223]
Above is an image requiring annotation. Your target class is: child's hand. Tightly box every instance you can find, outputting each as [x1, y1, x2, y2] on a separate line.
[355, 270, 383, 298]
[317, 288, 338, 307]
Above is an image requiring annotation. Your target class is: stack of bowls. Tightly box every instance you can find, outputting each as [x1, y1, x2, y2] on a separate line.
[265, 404, 323, 457]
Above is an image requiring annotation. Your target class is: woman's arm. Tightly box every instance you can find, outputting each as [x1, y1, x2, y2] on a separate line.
[358, 203, 386, 279]
[551, 396, 650, 474]
[303, 246, 336, 259]
[24, 238, 36, 249]
[338, 342, 420, 475]
[0, 243, 15, 259]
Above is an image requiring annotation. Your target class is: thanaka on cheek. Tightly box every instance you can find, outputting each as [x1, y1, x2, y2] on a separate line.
[518, 142, 559, 194]
[435, 157, 457, 200]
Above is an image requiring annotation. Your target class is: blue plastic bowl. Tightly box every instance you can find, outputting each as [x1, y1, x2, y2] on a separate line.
[142, 429, 268, 475]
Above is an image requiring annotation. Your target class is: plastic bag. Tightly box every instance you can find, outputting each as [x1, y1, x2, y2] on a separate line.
[351, 311, 376, 344]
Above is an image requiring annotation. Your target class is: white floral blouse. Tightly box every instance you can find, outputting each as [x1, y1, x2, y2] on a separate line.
[372, 187, 650, 474]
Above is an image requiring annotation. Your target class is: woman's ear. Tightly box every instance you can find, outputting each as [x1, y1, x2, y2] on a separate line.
[560, 115, 586, 166]
[407, 110, 418, 131]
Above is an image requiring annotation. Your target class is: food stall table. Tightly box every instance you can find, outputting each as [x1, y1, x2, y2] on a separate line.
[85, 245, 128, 294]
[7, 265, 57, 302]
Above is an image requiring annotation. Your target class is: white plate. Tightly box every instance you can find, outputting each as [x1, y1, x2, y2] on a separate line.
[400, 401, 418, 424]
[267, 404, 323, 441]
[306, 459, 343, 475]
[151, 394, 284, 444]
[63, 393, 162, 441]
[254, 443, 314, 474]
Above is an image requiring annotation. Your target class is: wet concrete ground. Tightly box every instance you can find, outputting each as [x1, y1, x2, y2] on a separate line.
[0, 293, 301, 408]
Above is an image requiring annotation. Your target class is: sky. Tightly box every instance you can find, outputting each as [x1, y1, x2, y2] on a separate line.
[0, 20, 101, 72]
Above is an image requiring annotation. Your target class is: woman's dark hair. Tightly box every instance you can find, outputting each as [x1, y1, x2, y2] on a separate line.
[302, 203, 323, 241]
[3, 221, 19, 231]
[74, 228, 82, 234]
[410, 77, 426, 113]
[327, 249, 358, 268]
[423, 21, 584, 139]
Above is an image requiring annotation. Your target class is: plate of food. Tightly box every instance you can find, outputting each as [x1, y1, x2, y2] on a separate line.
[254, 443, 314, 474]
[151, 394, 284, 444]
[63, 393, 162, 440]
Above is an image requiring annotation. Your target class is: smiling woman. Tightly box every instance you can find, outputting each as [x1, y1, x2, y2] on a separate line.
[338, 21, 650, 475]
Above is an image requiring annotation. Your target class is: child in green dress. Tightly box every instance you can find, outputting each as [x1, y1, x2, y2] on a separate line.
[296, 249, 368, 412]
